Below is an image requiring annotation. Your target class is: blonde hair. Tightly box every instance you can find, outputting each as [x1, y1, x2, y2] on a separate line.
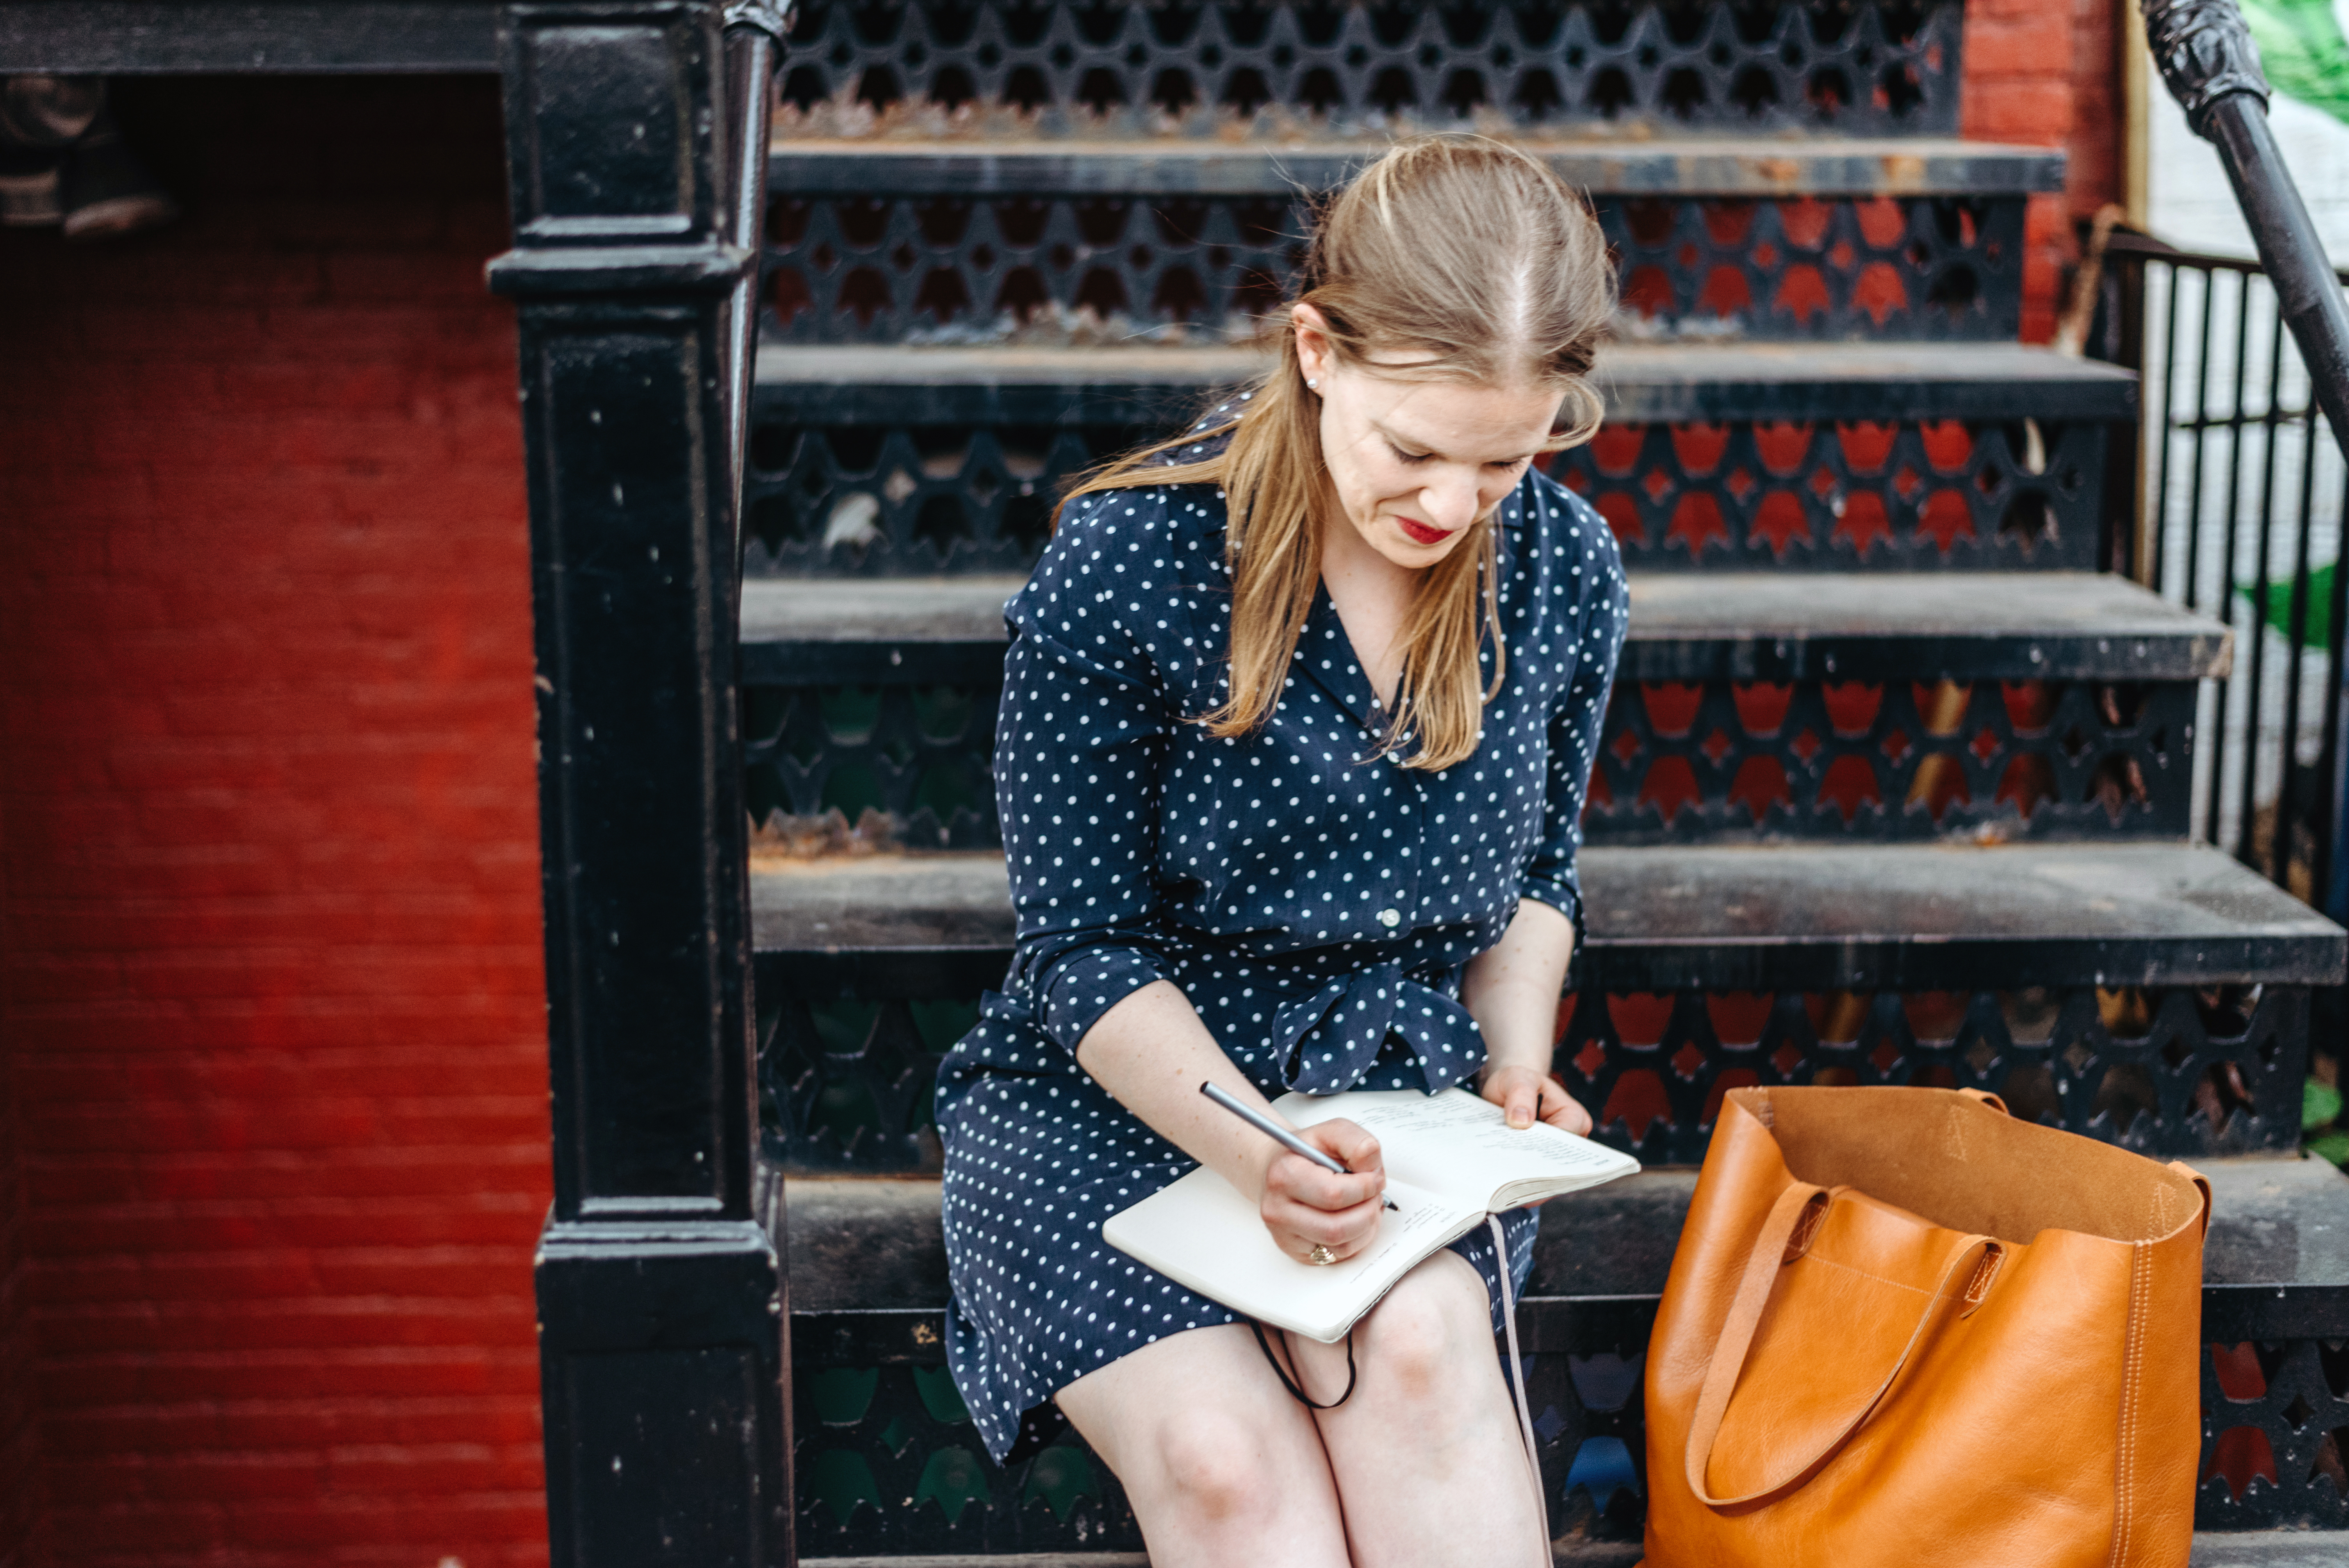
[1058, 136, 1615, 770]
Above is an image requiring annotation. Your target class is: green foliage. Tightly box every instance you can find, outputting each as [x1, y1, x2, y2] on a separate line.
[2247, 561, 2339, 651]
[2244, 0, 2349, 125]
[2308, 1076, 2348, 1168]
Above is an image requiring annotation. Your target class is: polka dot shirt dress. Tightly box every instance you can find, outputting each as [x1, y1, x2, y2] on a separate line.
[936, 419, 1630, 1464]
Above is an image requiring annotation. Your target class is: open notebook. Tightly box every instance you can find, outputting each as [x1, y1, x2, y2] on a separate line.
[1102, 1087, 1640, 1343]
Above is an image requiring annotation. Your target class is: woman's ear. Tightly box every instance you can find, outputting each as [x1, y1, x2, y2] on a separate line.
[1291, 301, 1333, 384]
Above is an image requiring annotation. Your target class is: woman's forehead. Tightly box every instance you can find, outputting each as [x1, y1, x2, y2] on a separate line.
[1362, 373, 1565, 456]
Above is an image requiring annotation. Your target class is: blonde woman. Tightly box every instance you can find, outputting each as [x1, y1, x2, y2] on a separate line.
[934, 137, 1626, 1566]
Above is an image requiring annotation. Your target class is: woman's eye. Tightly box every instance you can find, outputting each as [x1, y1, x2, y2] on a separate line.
[1488, 457, 1531, 471]
[1387, 442, 1432, 465]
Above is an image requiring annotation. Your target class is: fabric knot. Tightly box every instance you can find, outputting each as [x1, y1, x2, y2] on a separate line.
[1268, 961, 1483, 1096]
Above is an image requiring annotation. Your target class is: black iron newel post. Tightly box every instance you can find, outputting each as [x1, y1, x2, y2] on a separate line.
[489, 4, 791, 1563]
[2142, 0, 2349, 449]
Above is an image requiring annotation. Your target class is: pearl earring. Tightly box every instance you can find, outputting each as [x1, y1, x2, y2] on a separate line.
[1306, 378, 1319, 390]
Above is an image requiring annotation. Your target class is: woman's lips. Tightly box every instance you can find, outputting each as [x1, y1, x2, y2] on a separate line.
[1396, 516, 1449, 546]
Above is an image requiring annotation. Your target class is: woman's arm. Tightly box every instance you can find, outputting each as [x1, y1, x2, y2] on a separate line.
[1076, 981, 1390, 1264]
[1463, 897, 1593, 1134]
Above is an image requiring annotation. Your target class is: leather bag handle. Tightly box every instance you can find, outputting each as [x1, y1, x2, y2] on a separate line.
[1959, 1088, 2008, 1114]
[1684, 1183, 2005, 1507]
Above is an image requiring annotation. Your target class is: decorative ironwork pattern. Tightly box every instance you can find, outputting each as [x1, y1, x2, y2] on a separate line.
[745, 410, 2105, 577]
[761, 190, 2024, 344]
[1558, 984, 2303, 1166]
[738, 673, 2192, 853]
[796, 1360, 1142, 1554]
[1550, 416, 2099, 572]
[1591, 677, 2193, 843]
[745, 418, 1149, 574]
[789, 1326, 2349, 1545]
[755, 964, 2308, 1171]
[745, 683, 1002, 852]
[776, 0, 1963, 138]
[2198, 1336, 2349, 1529]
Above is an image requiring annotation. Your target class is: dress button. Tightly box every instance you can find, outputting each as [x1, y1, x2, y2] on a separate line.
[1378, 908, 1402, 929]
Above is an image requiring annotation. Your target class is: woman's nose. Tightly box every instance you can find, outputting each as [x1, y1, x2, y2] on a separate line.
[1420, 472, 1481, 529]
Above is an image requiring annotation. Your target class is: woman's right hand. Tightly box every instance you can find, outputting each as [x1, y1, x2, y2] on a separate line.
[1258, 1119, 1387, 1265]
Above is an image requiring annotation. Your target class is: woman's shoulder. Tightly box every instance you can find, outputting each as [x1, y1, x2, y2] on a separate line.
[1009, 445, 1232, 644]
[1502, 464, 1628, 614]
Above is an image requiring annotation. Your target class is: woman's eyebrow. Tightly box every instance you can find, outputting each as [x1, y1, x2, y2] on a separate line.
[1373, 422, 1534, 463]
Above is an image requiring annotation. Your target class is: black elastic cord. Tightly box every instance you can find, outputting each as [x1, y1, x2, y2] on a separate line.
[1248, 1317, 1358, 1411]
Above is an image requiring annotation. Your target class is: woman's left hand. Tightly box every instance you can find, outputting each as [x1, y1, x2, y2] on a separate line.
[1479, 1064, 1592, 1135]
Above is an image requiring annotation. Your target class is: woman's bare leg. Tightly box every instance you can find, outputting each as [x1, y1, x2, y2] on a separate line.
[1057, 1322, 1353, 1568]
[1285, 1250, 1546, 1568]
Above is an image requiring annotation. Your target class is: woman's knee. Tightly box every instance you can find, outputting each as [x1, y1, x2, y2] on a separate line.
[1142, 1405, 1294, 1524]
[1355, 1256, 1492, 1402]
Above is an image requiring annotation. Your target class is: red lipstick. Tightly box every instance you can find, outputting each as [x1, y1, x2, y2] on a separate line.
[1397, 517, 1449, 546]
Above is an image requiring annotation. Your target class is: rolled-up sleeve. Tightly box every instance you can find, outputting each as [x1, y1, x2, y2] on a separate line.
[1519, 502, 1628, 932]
[996, 492, 1179, 1057]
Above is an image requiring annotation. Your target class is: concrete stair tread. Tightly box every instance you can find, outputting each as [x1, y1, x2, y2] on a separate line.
[753, 340, 2139, 424]
[750, 843, 2346, 989]
[781, 1156, 2349, 1314]
[767, 135, 2067, 197]
[798, 1541, 2349, 1566]
[740, 571, 2228, 683]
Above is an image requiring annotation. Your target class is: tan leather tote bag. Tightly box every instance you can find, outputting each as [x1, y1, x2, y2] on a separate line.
[1642, 1086, 2211, 1568]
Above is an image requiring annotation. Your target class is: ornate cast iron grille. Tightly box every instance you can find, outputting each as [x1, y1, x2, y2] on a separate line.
[775, 0, 1963, 139]
[738, 673, 2190, 854]
[746, 419, 1150, 574]
[754, 962, 2307, 1172]
[1592, 677, 2192, 843]
[744, 409, 2107, 576]
[1557, 983, 2303, 1165]
[763, 190, 2023, 344]
[787, 1316, 2348, 1550]
[745, 682, 1003, 852]
[1550, 415, 2101, 571]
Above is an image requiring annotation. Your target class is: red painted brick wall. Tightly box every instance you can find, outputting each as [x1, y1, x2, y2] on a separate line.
[0, 77, 549, 1566]
[1964, 0, 2126, 342]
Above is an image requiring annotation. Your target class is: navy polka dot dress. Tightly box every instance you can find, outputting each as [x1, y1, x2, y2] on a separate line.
[936, 412, 1630, 1464]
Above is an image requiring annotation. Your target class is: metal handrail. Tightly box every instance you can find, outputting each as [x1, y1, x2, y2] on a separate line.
[2142, 0, 2349, 457]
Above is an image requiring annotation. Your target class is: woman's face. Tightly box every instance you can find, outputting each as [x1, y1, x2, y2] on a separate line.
[1294, 304, 1567, 572]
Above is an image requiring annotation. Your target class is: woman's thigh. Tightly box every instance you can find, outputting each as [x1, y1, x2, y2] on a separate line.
[1056, 1322, 1351, 1568]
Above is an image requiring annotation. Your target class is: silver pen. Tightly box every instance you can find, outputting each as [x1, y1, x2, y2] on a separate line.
[1199, 1081, 1399, 1209]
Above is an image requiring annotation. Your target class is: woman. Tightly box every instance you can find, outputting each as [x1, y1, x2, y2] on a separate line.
[935, 136, 1626, 1566]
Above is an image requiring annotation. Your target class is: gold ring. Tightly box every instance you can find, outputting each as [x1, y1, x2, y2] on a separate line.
[1308, 1243, 1337, 1266]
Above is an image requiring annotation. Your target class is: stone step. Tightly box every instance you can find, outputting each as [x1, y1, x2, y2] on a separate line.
[769, 137, 2065, 198]
[776, 1158, 2349, 1548]
[740, 573, 2222, 848]
[739, 570, 2221, 684]
[746, 343, 2136, 576]
[775, 0, 1967, 142]
[798, 1538, 2349, 1566]
[749, 843, 2344, 1171]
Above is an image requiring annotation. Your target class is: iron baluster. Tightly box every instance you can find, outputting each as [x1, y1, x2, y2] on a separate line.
[2323, 465, 2349, 917]
[2182, 265, 2219, 611]
[2150, 259, 2185, 591]
[2206, 270, 2258, 846]
[2235, 308, 2289, 870]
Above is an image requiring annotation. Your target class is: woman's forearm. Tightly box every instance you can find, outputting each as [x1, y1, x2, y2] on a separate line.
[1461, 897, 1577, 1074]
[1072, 979, 1291, 1202]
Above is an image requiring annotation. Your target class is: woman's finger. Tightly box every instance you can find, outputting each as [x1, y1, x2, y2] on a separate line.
[1538, 1076, 1594, 1136]
[1264, 1150, 1380, 1212]
[1262, 1193, 1383, 1253]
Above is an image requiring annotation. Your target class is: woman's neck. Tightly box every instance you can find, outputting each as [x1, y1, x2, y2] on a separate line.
[1317, 517, 1420, 713]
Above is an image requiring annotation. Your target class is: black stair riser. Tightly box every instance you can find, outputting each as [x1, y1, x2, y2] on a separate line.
[744, 413, 2116, 576]
[741, 672, 2201, 851]
[764, 188, 2024, 345]
[753, 953, 2310, 1173]
[777, 1, 1963, 140]
[785, 1297, 2349, 1554]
